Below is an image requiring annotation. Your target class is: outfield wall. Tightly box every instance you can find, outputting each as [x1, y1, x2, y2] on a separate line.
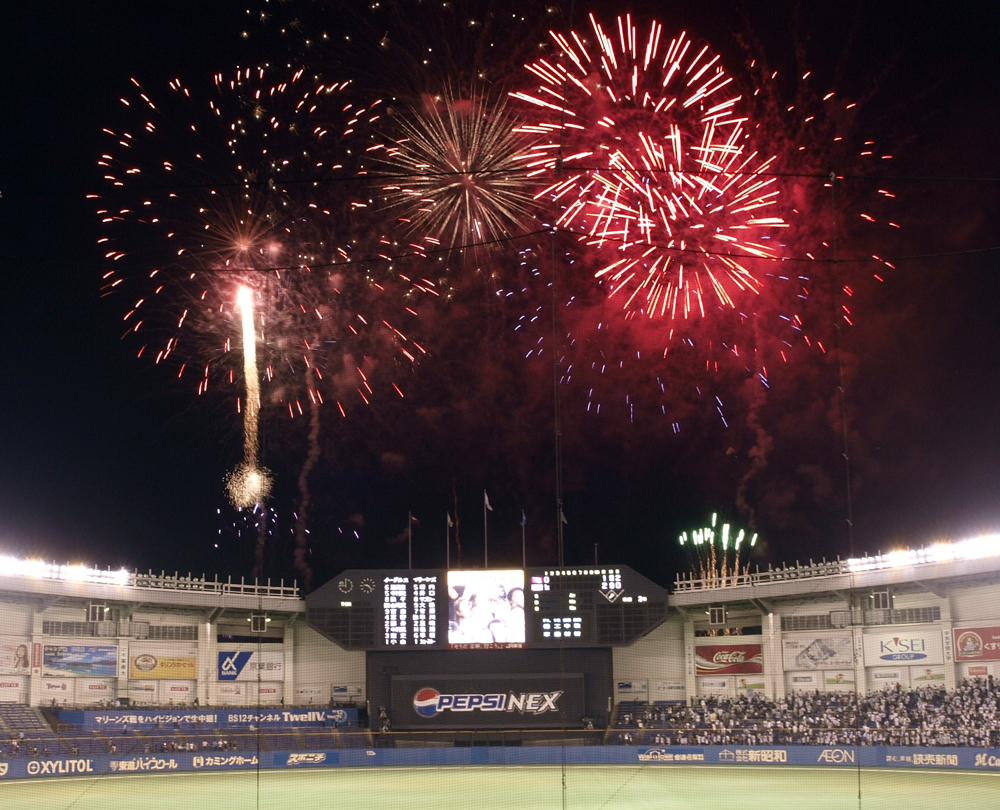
[3, 745, 1000, 780]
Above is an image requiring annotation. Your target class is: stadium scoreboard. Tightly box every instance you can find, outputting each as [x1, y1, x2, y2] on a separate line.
[307, 566, 668, 651]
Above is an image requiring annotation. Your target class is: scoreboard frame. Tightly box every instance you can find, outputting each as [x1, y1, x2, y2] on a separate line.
[306, 565, 669, 651]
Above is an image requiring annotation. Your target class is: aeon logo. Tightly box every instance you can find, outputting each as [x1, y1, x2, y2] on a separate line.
[817, 748, 856, 763]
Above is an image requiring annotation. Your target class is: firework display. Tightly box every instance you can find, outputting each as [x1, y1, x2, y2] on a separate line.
[91, 3, 909, 582]
[94, 65, 432, 431]
[373, 88, 539, 251]
[679, 513, 758, 586]
[512, 14, 787, 331]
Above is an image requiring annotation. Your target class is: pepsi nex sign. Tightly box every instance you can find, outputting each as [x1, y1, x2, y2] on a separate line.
[863, 632, 943, 666]
[413, 687, 563, 718]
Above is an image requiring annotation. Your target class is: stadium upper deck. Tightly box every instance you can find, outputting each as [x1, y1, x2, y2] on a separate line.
[0, 536, 998, 712]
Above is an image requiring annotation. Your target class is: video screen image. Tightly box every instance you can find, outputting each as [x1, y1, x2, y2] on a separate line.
[447, 570, 525, 648]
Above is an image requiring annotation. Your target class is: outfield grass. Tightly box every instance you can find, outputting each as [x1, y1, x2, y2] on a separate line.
[2, 765, 997, 810]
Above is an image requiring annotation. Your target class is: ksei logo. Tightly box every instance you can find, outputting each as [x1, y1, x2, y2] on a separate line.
[878, 637, 928, 662]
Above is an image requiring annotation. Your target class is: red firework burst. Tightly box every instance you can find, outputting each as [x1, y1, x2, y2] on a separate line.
[512, 13, 788, 334]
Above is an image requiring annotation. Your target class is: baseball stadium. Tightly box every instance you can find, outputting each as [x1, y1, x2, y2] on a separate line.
[2, 537, 1000, 809]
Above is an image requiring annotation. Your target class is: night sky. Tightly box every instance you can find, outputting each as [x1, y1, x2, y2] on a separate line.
[1, 1, 998, 592]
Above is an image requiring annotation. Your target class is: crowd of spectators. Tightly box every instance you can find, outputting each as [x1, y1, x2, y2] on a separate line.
[145, 738, 239, 753]
[613, 678, 1000, 748]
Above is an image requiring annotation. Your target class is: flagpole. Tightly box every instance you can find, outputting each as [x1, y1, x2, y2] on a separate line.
[446, 513, 451, 570]
[522, 518, 526, 569]
[483, 492, 488, 569]
[408, 511, 412, 570]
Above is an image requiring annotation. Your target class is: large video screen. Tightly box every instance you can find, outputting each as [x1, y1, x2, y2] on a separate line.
[447, 570, 525, 649]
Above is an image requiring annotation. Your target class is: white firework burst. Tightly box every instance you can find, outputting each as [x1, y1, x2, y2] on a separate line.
[374, 88, 538, 251]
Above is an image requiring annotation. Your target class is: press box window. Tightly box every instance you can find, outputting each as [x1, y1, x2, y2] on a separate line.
[709, 605, 727, 626]
[871, 590, 892, 611]
[88, 603, 107, 623]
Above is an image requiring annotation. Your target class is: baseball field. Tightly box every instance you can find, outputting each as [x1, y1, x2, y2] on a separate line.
[2, 765, 997, 810]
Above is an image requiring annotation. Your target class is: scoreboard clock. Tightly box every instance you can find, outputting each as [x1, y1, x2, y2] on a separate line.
[306, 566, 668, 651]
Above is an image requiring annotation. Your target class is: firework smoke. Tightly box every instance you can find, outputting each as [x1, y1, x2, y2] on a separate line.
[294, 392, 320, 593]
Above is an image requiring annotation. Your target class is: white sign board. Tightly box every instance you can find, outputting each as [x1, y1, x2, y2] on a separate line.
[863, 632, 943, 666]
[782, 635, 854, 671]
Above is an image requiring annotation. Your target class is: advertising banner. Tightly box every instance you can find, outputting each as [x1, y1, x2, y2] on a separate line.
[653, 681, 685, 702]
[869, 668, 907, 690]
[825, 671, 856, 688]
[863, 632, 943, 666]
[696, 677, 732, 694]
[43, 645, 118, 678]
[217, 683, 243, 697]
[217, 650, 284, 681]
[252, 683, 283, 703]
[3, 745, 998, 779]
[910, 665, 945, 684]
[787, 672, 821, 690]
[118, 643, 129, 679]
[294, 685, 328, 704]
[160, 681, 195, 702]
[782, 635, 854, 671]
[615, 680, 648, 699]
[391, 673, 584, 730]
[130, 654, 197, 680]
[74, 679, 113, 704]
[41, 678, 73, 702]
[59, 707, 358, 731]
[332, 684, 363, 698]
[128, 680, 158, 702]
[954, 627, 1000, 661]
[0, 677, 26, 702]
[447, 569, 525, 649]
[695, 644, 763, 675]
[0, 637, 31, 675]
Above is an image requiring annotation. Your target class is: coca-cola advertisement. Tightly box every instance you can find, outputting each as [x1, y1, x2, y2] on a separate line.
[695, 644, 763, 675]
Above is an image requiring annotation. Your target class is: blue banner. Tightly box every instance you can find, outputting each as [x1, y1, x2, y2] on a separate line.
[58, 708, 358, 731]
[2, 745, 1000, 780]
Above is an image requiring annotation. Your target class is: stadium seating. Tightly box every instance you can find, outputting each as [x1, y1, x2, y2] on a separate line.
[610, 680, 1000, 747]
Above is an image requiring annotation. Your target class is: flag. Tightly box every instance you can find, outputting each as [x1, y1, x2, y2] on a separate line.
[484, 491, 493, 511]
[560, 508, 568, 525]
[520, 510, 527, 527]
[409, 512, 420, 525]
[446, 512, 454, 528]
